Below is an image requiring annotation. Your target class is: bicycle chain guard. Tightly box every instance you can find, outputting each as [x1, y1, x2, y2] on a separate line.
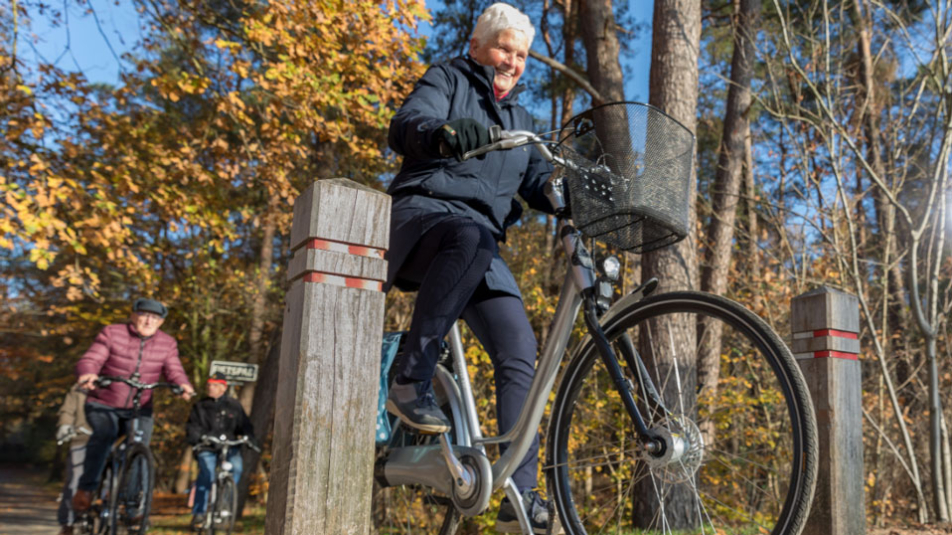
[375, 444, 492, 517]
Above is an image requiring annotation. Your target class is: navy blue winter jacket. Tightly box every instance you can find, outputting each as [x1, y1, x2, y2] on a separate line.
[385, 56, 555, 298]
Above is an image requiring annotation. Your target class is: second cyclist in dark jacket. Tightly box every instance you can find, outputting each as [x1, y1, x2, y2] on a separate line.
[185, 373, 254, 527]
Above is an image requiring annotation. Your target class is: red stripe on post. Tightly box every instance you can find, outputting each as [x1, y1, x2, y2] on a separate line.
[813, 329, 858, 339]
[814, 350, 859, 360]
[303, 271, 383, 291]
[306, 238, 386, 259]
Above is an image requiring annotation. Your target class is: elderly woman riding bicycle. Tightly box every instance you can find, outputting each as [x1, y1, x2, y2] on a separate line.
[384, 3, 558, 532]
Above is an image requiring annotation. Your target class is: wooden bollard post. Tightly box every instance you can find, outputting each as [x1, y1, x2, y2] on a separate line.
[791, 286, 865, 535]
[265, 178, 390, 535]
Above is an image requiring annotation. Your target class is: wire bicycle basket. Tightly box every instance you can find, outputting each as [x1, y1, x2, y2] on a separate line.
[557, 102, 695, 253]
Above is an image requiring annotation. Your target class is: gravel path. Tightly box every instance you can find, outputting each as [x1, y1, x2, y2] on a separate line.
[0, 464, 61, 534]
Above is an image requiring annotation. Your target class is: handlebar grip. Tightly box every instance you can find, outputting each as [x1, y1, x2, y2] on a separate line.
[171, 384, 184, 395]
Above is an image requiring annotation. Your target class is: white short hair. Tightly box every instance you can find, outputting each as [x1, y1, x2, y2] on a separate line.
[471, 3, 535, 48]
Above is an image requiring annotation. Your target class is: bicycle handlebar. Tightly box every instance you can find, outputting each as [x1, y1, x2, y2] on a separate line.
[460, 129, 555, 162]
[195, 434, 261, 453]
[95, 375, 184, 396]
[56, 425, 92, 446]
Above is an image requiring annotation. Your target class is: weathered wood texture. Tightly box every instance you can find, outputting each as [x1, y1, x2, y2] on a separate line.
[266, 179, 390, 535]
[791, 286, 861, 334]
[289, 178, 390, 252]
[792, 287, 866, 535]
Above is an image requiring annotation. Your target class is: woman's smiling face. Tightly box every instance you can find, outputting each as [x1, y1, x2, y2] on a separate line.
[470, 28, 529, 95]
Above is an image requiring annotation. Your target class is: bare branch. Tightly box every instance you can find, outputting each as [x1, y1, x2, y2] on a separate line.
[527, 49, 605, 105]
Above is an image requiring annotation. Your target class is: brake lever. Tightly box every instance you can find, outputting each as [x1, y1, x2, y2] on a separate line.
[461, 142, 500, 161]
[459, 124, 503, 162]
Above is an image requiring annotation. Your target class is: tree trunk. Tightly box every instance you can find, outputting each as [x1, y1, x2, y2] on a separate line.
[236, 329, 281, 517]
[579, 0, 625, 103]
[635, 0, 701, 529]
[173, 448, 194, 494]
[238, 210, 277, 414]
[697, 0, 759, 405]
[540, 0, 579, 346]
[578, 0, 644, 293]
[743, 132, 761, 310]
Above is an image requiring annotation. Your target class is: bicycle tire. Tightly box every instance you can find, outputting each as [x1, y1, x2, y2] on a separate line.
[546, 291, 817, 535]
[80, 461, 114, 535]
[372, 363, 461, 535]
[102, 453, 119, 535]
[116, 443, 155, 534]
[210, 475, 237, 535]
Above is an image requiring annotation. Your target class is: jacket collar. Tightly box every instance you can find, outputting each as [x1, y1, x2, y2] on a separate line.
[455, 55, 526, 104]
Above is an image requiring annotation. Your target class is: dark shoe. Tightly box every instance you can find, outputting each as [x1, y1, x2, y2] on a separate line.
[191, 513, 206, 531]
[58, 526, 74, 535]
[385, 380, 451, 434]
[496, 489, 563, 534]
[72, 490, 91, 513]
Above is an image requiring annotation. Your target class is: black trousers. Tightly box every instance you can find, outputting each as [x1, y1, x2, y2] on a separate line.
[393, 214, 541, 491]
[78, 402, 153, 492]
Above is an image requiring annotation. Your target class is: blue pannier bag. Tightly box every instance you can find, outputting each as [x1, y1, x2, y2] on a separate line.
[376, 331, 405, 446]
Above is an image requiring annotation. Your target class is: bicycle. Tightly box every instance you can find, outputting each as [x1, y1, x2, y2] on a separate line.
[75, 375, 183, 535]
[191, 434, 260, 535]
[373, 102, 818, 535]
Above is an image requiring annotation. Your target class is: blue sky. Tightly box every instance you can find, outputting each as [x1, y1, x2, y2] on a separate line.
[21, 1, 654, 102]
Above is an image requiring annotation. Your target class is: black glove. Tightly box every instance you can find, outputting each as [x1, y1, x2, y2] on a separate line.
[435, 118, 490, 161]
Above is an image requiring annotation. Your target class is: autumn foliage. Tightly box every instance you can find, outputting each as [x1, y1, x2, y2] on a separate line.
[1, 0, 427, 486]
[3, 0, 952, 531]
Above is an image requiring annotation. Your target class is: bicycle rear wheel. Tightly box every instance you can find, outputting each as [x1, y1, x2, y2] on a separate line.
[547, 291, 817, 535]
[117, 444, 155, 533]
[210, 476, 237, 535]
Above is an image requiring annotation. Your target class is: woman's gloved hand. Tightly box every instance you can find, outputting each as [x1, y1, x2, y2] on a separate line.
[435, 118, 490, 161]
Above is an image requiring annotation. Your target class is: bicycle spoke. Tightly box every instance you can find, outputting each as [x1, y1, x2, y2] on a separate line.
[549, 293, 816, 535]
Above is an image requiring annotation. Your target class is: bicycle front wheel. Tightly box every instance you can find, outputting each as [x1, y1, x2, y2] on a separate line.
[210, 476, 237, 535]
[87, 461, 115, 535]
[547, 291, 817, 535]
[117, 443, 155, 533]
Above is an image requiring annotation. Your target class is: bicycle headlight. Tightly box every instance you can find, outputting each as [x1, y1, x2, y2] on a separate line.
[221, 461, 234, 472]
[600, 256, 621, 281]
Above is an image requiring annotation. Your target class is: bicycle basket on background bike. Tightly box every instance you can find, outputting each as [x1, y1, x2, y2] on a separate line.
[557, 102, 695, 253]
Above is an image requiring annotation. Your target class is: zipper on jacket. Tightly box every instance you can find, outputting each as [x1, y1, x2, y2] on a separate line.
[123, 338, 146, 408]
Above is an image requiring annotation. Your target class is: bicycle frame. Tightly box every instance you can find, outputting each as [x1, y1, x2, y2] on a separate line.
[194, 436, 253, 532]
[203, 446, 235, 530]
[379, 222, 659, 523]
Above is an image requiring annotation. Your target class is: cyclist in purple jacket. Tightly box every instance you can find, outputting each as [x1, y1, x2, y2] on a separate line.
[72, 298, 195, 513]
